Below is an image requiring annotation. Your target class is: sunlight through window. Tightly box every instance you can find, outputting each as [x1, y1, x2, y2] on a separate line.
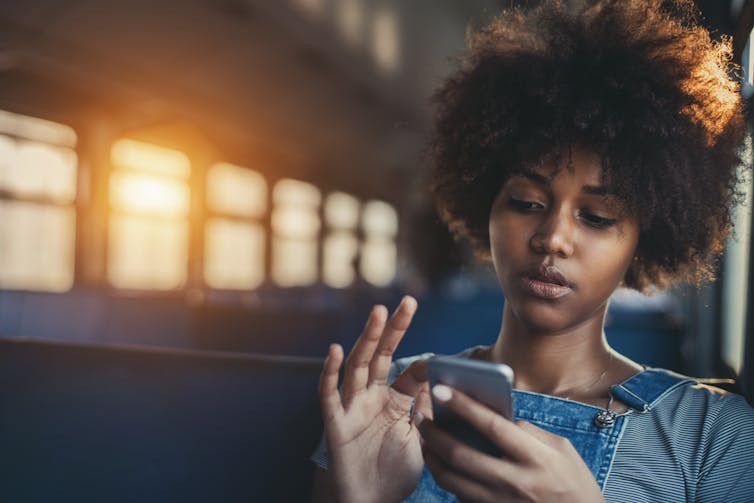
[0, 110, 77, 292]
[0, 109, 77, 147]
[207, 163, 266, 217]
[271, 179, 320, 286]
[323, 191, 360, 288]
[323, 231, 359, 288]
[290, 0, 326, 18]
[108, 139, 190, 290]
[205, 220, 265, 290]
[336, 0, 365, 47]
[0, 202, 75, 291]
[0, 140, 77, 203]
[205, 163, 267, 290]
[372, 7, 400, 74]
[108, 215, 188, 290]
[360, 200, 398, 287]
[109, 172, 189, 217]
[722, 137, 753, 374]
[111, 138, 190, 178]
[362, 199, 398, 237]
[324, 191, 359, 229]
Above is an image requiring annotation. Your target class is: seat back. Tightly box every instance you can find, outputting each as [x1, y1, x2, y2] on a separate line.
[0, 338, 323, 502]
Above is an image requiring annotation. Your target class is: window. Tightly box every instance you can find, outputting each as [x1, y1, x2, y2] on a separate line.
[107, 139, 190, 290]
[271, 179, 321, 286]
[204, 163, 267, 289]
[360, 199, 398, 287]
[336, 0, 366, 48]
[0, 110, 77, 292]
[0, 105, 401, 297]
[323, 191, 360, 288]
[720, 33, 754, 374]
[722, 140, 752, 374]
[372, 7, 401, 74]
[291, 0, 326, 18]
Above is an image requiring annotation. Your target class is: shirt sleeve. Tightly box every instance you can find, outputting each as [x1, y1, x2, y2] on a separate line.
[696, 392, 754, 502]
[310, 434, 328, 470]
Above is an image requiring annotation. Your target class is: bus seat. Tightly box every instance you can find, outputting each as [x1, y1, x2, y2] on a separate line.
[0, 338, 323, 502]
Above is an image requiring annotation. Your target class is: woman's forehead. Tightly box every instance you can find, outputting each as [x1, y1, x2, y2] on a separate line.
[515, 149, 606, 186]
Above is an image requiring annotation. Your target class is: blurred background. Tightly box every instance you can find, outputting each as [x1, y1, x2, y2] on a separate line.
[0, 0, 753, 501]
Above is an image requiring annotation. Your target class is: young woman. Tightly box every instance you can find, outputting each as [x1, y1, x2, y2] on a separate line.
[312, 1, 754, 501]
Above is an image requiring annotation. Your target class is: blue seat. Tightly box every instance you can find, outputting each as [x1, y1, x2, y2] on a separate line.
[0, 338, 323, 502]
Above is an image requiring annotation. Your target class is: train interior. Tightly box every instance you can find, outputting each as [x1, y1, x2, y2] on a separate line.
[1, 0, 753, 500]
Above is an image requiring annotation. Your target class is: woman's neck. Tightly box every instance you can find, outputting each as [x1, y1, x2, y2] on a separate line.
[485, 304, 616, 398]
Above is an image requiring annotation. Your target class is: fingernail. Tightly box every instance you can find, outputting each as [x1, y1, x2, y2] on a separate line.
[401, 295, 417, 310]
[414, 412, 424, 428]
[365, 306, 382, 326]
[432, 384, 452, 402]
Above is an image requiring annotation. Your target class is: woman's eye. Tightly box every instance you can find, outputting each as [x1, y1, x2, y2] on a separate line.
[581, 212, 616, 229]
[509, 198, 543, 211]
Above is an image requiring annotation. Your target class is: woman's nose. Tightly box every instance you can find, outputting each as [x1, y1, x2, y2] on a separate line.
[529, 209, 575, 258]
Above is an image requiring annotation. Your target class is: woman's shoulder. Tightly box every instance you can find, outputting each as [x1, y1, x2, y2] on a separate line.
[672, 375, 754, 436]
[642, 367, 753, 416]
[629, 367, 754, 453]
[607, 369, 754, 500]
[648, 369, 754, 497]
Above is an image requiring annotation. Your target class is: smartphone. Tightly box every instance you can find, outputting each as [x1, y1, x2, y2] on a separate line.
[427, 356, 514, 457]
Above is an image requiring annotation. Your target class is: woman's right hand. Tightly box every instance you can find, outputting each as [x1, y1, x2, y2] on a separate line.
[317, 296, 431, 503]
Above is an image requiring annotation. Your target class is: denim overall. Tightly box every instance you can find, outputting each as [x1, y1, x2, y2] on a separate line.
[404, 369, 693, 502]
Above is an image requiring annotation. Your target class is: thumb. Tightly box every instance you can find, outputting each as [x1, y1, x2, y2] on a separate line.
[412, 385, 433, 422]
[392, 360, 429, 397]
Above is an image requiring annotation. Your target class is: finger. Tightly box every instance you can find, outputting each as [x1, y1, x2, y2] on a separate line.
[368, 296, 418, 386]
[420, 417, 518, 500]
[416, 416, 478, 475]
[340, 305, 388, 400]
[413, 386, 433, 422]
[517, 420, 573, 452]
[318, 343, 345, 424]
[423, 448, 494, 503]
[431, 385, 538, 462]
[418, 416, 509, 478]
[392, 360, 429, 398]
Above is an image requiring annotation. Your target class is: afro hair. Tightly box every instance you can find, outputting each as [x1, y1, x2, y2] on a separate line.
[429, 0, 748, 290]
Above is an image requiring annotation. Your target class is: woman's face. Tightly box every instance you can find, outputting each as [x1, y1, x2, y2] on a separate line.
[489, 149, 639, 334]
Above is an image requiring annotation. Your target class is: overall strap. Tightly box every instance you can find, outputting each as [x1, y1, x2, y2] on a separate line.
[609, 368, 695, 412]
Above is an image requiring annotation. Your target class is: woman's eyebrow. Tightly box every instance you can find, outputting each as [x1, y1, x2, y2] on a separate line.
[514, 171, 550, 186]
[515, 171, 615, 197]
[582, 184, 613, 196]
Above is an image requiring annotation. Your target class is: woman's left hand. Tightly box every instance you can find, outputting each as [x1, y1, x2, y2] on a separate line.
[416, 385, 606, 503]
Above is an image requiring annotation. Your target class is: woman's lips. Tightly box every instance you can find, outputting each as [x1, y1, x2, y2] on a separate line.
[520, 276, 572, 299]
[520, 264, 573, 299]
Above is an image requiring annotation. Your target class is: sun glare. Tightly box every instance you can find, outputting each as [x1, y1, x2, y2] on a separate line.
[111, 138, 190, 178]
[110, 172, 189, 217]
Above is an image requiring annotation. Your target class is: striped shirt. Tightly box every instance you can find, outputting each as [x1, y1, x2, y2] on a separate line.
[603, 380, 754, 501]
